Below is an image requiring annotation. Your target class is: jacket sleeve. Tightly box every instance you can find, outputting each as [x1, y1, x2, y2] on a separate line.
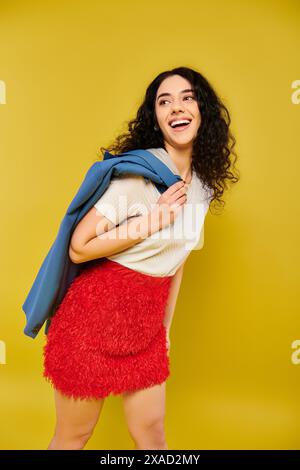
[93, 174, 147, 226]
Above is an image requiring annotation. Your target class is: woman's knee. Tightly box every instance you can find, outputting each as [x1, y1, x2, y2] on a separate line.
[129, 414, 167, 448]
[50, 427, 95, 450]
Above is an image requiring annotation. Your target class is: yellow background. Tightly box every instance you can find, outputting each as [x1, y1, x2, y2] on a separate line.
[0, 0, 299, 450]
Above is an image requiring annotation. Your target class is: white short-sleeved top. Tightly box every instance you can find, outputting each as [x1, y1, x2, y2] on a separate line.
[93, 147, 212, 276]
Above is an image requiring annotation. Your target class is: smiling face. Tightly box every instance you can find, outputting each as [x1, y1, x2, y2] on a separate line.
[154, 74, 201, 150]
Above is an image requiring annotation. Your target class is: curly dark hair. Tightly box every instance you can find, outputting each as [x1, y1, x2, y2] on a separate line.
[97, 66, 240, 213]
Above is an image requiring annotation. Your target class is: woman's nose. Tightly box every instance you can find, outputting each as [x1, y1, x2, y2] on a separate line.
[170, 98, 186, 111]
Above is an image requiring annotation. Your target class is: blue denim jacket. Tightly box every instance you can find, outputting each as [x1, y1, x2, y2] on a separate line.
[22, 149, 182, 339]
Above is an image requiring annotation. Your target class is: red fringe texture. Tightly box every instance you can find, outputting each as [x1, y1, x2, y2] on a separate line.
[43, 258, 174, 400]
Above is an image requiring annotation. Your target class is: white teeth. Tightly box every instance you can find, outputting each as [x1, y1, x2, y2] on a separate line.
[170, 119, 191, 128]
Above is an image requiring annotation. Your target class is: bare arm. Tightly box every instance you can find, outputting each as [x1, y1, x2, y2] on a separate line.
[163, 261, 185, 331]
[69, 180, 188, 264]
[69, 206, 163, 263]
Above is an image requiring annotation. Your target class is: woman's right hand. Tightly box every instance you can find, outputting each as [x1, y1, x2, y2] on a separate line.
[150, 180, 187, 232]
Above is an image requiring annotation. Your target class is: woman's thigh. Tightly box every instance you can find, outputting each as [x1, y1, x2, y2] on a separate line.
[122, 382, 167, 440]
[53, 388, 106, 438]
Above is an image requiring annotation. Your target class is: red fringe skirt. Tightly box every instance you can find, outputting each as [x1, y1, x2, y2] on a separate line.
[43, 258, 174, 401]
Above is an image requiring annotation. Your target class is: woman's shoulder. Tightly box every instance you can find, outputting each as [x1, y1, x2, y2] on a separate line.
[110, 173, 147, 187]
[108, 173, 158, 201]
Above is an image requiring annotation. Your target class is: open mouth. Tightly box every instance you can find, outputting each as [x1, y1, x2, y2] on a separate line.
[168, 119, 192, 132]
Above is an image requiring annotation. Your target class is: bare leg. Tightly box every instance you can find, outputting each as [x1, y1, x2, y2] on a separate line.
[122, 381, 168, 450]
[47, 388, 106, 450]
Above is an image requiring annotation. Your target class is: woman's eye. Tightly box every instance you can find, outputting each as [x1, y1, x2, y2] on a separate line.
[159, 96, 194, 105]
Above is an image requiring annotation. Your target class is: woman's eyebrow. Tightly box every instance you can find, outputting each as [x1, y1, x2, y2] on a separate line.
[156, 88, 194, 101]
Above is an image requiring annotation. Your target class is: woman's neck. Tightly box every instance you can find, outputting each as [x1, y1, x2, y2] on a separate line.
[164, 144, 193, 183]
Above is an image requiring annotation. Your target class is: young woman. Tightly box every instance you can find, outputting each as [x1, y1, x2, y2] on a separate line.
[43, 66, 239, 450]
